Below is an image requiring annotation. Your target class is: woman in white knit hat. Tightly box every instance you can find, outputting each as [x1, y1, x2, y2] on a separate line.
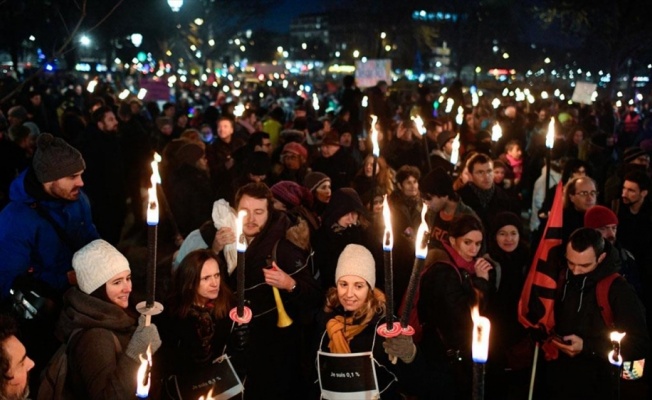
[39, 239, 162, 399]
[315, 244, 422, 399]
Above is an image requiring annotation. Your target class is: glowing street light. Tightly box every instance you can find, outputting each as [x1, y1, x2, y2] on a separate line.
[131, 33, 143, 48]
[79, 35, 91, 47]
[167, 0, 183, 12]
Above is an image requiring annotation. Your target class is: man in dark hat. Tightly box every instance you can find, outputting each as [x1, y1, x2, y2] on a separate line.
[311, 131, 357, 190]
[0, 133, 99, 393]
[0, 133, 99, 299]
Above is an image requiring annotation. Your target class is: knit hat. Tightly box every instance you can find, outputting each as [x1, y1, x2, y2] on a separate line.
[32, 133, 86, 183]
[271, 181, 313, 208]
[304, 171, 331, 192]
[175, 141, 204, 166]
[7, 105, 27, 120]
[321, 131, 340, 146]
[623, 146, 648, 164]
[420, 167, 454, 197]
[335, 244, 376, 289]
[73, 239, 130, 294]
[584, 205, 618, 229]
[490, 211, 524, 238]
[437, 130, 456, 149]
[282, 142, 308, 159]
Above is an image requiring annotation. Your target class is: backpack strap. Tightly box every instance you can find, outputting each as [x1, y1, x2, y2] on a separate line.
[596, 273, 620, 329]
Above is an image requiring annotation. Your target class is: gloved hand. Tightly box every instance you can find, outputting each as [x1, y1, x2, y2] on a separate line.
[125, 317, 162, 361]
[232, 323, 250, 352]
[383, 335, 417, 364]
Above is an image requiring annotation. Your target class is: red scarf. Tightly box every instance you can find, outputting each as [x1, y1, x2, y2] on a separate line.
[442, 241, 477, 276]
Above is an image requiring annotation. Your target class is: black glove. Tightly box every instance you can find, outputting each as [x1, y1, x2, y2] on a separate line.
[232, 323, 250, 351]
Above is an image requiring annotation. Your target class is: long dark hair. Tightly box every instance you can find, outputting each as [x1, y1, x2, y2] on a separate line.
[168, 249, 234, 319]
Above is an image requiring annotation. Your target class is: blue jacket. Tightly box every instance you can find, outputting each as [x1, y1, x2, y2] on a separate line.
[0, 168, 99, 298]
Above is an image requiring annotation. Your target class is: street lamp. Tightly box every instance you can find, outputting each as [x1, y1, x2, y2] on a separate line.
[131, 33, 143, 48]
[167, 0, 183, 12]
[80, 35, 91, 47]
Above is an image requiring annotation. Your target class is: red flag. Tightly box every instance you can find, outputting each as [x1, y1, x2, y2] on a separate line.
[518, 182, 564, 359]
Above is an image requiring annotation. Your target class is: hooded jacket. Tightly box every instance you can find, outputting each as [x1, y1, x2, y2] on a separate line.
[0, 168, 99, 298]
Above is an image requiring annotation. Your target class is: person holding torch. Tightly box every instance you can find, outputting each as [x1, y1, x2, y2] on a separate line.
[43, 239, 162, 399]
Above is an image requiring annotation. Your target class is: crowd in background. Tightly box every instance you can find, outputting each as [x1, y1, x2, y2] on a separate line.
[1, 70, 652, 399]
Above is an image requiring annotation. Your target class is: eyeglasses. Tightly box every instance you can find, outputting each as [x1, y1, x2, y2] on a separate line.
[575, 190, 598, 197]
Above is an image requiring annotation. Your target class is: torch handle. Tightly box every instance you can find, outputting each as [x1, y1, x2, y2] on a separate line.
[383, 250, 394, 326]
[400, 258, 426, 328]
[472, 362, 485, 400]
[146, 225, 158, 308]
[237, 250, 245, 317]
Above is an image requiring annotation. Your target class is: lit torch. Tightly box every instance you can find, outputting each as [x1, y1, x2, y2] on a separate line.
[491, 122, 502, 142]
[135, 344, 152, 398]
[471, 305, 491, 400]
[229, 210, 252, 324]
[609, 331, 626, 400]
[377, 195, 400, 338]
[370, 115, 380, 178]
[136, 153, 164, 325]
[412, 115, 432, 172]
[399, 205, 429, 334]
[450, 134, 461, 166]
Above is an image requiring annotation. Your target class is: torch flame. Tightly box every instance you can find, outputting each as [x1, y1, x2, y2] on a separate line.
[235, 210, 248, 252]
[546, 117, 555, 149]
[382, 195, 393, 251]
[414, 205, 429, 259]
[450, 134, 461, 165]
[491, 122, 502, 142]
[233, 103, 245, 118]
[608, 331, 626, 366]
[199, 388, 216, 400]
[471, 305, 491, 363]
[455, 106, 464, 126]
[411, 115, 426, 136]
[135, 344, 152, 398]
[370, 115, 380, 157]
[146, 153, 161, 225]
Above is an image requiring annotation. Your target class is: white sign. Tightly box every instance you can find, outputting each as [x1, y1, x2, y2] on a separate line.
[355, 59, 392, 89]
[318, 351, 380, 400]
[571, 81, 597, 105]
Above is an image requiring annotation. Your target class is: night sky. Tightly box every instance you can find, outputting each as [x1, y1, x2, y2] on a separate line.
[259, 0, 325, 32]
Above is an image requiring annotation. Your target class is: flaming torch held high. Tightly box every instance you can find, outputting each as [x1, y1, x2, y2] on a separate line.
[135, 345, 152, 398]
[230, 210, 252, 324]
[412, 115, 432, 172]
[370, 115, 380, 178]
[377, 195, 400, 338]
[450, 134, 461, 166]
[399, 205, 429, 333]
[471, 306, 491, 400]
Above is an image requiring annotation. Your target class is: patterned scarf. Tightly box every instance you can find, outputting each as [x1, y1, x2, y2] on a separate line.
[469, 183, 495, 209]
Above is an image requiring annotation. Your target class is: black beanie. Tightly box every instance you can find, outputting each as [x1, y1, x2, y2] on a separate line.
[420, 167, 454, 197]
[32, 133, 86, 183]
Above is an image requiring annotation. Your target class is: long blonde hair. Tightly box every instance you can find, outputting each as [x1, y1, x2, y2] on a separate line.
[324, 286, 386, 323]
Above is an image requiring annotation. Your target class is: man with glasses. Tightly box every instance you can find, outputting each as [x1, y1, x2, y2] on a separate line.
[545, 227, 650, 400]
[456, 152, 520, 231]
[562, 176, 598, 244]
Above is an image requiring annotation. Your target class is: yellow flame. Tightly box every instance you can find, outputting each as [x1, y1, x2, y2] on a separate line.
[546, 117, 555, 149]
[382, 195, 393, 250]
[450, 134, 461, 165]
[414, 205, 429, 259]
[370, 115, 380, 157]
[411, 115, 426, 136]
[147, 153, 161, 225]
[198, 388, 216, 400]
[610, 331, 626, 343]
[491, 122, 502, 141]
[135, 344, 152, 397]
[235, 210, 248, 252]
[471, 305, 491, 363]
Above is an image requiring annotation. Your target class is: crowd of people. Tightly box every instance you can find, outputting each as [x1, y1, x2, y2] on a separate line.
[1, 71, 652, 399]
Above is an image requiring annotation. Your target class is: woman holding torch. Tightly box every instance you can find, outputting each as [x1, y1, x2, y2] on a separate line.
[42, 239, 162, 399]
[316, 244, 423, 399]
[416, 214, 495, 400]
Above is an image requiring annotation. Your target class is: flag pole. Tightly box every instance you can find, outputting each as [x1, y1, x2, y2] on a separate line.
[528, 343, 540, 400]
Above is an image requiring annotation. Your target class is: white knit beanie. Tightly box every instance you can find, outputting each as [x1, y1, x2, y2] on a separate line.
[335, 244, 376, 289]
[73, 239, 130, 294]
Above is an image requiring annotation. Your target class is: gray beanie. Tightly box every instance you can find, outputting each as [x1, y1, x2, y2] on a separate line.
[73, 239, 130, 294]
[304, 171, 330, 192]
[335, 244, 376, 289]
[32, 133, 85, 183]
